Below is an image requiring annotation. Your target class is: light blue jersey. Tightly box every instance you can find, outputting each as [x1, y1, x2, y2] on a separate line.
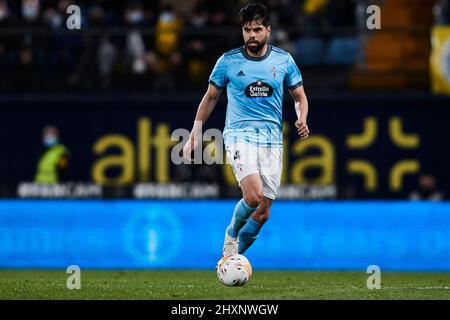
[209, 45, 303, 148]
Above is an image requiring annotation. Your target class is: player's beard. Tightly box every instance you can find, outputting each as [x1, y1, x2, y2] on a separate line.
[245, 37, 267, 54]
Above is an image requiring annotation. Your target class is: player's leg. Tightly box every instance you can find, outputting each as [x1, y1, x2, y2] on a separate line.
[237, 146, 282, 254]
[238, 196, 272, 254]
[222, 143, 261, 256]
[223, 174, 262, 256]
[226, 173, 263, 238]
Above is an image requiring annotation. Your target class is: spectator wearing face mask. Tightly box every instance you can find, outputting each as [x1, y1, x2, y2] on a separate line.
[34, 125, 70, 184]
[21, 0, 41, 25]
[124, 1, 147, 74]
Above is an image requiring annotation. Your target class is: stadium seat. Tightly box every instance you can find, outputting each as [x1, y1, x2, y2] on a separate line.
[324, 36, 359, 66]
[293, 36, 326, 66]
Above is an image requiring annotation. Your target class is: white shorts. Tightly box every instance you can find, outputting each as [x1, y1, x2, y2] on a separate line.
[225, 143, 283, 200]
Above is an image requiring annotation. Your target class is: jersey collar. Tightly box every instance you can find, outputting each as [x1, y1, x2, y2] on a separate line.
[241, 44, 272, 61]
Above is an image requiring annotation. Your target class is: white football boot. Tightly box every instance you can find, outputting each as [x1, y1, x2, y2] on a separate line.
[222, 228, 239, 257]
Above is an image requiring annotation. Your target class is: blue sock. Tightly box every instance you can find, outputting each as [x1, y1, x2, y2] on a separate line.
[238, 217, 263, 254]
[226, 198, 257, 238]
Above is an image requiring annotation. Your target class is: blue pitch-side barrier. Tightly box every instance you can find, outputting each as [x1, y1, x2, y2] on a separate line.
[0, 200, 450, 271]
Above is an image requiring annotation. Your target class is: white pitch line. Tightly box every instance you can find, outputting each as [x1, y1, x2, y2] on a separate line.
[381, 286, 450, 290]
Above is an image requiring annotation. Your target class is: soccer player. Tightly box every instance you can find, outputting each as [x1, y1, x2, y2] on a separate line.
[183, 2, 309, 257]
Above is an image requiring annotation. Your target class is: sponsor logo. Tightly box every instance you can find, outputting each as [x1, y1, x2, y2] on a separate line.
[125, 207, 182, 264]
[237, 70, 246, 76]
[245, 80, 273, 98]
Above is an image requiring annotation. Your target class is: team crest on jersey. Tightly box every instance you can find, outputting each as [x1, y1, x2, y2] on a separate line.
[245, 80, 273, 98]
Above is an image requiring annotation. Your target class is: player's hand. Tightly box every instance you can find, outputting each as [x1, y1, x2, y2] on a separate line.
[295, 120, 310, 140]
[182, 135, 198, 162]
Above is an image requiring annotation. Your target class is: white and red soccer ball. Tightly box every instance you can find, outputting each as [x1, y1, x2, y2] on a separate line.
[216, 254, 252, 286]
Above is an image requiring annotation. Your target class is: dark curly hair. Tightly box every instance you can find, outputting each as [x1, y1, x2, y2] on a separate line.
[238, 2, 270, 27]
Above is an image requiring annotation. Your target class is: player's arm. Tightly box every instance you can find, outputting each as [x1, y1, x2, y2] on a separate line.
[289, 85, 310, 140]
[183, 84, 223, 160]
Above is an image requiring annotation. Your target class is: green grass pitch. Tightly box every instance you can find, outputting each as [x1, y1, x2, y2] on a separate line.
[1, 270, 450, 299]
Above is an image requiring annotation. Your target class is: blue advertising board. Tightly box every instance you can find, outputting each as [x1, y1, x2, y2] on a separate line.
[1, 200, 449, 271]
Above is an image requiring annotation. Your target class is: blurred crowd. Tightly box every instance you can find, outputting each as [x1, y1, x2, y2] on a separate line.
[0, 0, 359, 94]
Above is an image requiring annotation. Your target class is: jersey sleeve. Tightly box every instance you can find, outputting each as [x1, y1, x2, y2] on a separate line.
[284, 54, 303, 90]
[208, 54, 228, 89]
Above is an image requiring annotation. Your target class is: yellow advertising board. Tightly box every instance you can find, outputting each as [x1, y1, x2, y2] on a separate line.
[431, 26, 450, 95]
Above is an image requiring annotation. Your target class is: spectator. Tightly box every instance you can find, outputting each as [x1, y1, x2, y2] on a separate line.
[183, 4, 211, 88]
[146, 4, 183, 91]
[22, 0, 41, 25]
[34, 126, 70, 184]
[0, 0, 13, 27]
[97, 36, 116, 89]
[434, 0, 450, 25]
[0, 0, 363, 94]
[42, 6, 63, 30]
[272, 29, 294, 53]
[409, 174, 445, 201]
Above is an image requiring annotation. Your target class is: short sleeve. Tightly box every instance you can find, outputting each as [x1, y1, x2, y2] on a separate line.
[284, 54, 303, 90]
[209, 54, 228, 89]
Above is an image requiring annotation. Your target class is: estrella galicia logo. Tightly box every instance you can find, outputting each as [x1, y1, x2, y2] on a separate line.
[245, 80, 273, 98]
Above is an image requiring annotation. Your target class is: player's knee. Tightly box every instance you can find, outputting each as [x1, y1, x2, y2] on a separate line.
[244, 192, 263, 208]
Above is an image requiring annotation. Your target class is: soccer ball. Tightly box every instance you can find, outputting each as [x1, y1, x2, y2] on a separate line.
[216, 254, 252, 286]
